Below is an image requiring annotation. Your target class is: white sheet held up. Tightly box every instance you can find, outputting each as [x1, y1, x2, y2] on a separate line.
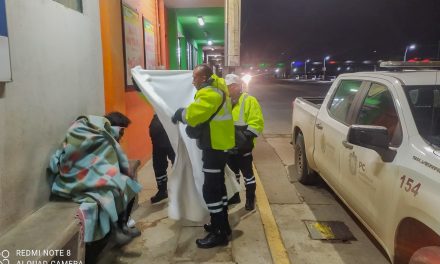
[131, 66, 241, 222]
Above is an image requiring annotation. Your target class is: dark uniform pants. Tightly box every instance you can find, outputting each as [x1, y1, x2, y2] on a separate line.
[227, 149, 256, 200]
[150, 114, 175, 187]
[152, 142, 175, 186]
[202, 149, 231, 234]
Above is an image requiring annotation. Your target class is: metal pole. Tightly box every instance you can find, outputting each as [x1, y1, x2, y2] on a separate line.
[323, 58, 326, 80]
[304, 61, 307, 79]
[437, 40, 440, 60]
[403, 46, 409, 62]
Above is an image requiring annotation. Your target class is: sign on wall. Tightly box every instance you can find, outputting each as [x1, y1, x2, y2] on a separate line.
[143, 18, 156, 69]
[0, 0, 11, 82]
[122, 4, 143, 87]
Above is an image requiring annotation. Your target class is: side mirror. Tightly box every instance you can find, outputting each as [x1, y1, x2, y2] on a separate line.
[347, 125, 397, 162]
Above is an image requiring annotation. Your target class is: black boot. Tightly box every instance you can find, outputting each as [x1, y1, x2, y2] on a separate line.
[111, 222, 133, 247]
[151, 182, 168, 204]
[228, 192, 241, 205]
[196, 230, 229, 248]
[245, 194, 255, 211]
[203, 223, 232, 236]
[122, 224, 141, 238]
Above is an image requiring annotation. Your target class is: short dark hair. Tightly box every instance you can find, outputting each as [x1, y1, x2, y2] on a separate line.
[105, 112, 131, 128]
[195, 64, 213, 79]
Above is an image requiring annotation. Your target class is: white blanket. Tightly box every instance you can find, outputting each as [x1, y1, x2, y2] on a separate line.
[131, 66, 240, 222]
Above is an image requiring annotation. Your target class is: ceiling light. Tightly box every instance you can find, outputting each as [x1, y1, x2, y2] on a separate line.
[198, 16, 205, 26]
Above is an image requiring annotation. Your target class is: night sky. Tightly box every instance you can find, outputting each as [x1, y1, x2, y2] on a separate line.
[241, 0, 440, 64]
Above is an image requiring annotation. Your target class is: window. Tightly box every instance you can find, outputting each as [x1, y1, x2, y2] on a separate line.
[53, 0, 83, 13]
[328, 80, 363, 124]
[404, 85, 440, 148]
[356, 83, 402, 146]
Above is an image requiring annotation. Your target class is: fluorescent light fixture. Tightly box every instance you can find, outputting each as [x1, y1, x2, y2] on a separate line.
[208, 40, 213, 45]
[198, 16, 205, 26]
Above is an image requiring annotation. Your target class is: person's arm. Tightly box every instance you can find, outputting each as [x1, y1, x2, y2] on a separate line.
[183, 88, 223, 127]
[244, 96, 264, 137]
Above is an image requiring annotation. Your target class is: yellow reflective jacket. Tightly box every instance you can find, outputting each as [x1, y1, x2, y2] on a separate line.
[232, 93, 264, 137]
[184, 83, 235, 150]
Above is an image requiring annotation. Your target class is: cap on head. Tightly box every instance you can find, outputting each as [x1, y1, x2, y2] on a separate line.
[225, 74, 242, 86]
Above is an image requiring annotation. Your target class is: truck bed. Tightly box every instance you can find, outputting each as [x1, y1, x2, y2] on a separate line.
[296, 97, 325, 108]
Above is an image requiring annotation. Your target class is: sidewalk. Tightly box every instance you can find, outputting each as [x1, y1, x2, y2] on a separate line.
[97, 160, 273, 264]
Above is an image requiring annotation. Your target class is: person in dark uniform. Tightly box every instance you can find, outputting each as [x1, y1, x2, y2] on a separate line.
[171, 64, 235, 248]
[149, 113, 175, 203]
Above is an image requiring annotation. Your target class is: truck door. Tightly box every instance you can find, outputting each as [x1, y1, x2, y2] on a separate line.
[314, 80, 364, 189]
[339, 81, 402, 234]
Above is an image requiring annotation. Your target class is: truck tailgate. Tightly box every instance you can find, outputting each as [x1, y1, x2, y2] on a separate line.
[292, 97, 322, 170]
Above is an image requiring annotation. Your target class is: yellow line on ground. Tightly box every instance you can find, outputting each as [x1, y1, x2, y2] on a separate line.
[253, 164, 291, 264]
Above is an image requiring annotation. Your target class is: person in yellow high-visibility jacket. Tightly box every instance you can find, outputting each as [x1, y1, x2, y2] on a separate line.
[172, 64, 235, 249]
[225, 74, 264, 211]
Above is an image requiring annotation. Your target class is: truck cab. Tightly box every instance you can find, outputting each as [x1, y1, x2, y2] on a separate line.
[292, 61, 440, 263]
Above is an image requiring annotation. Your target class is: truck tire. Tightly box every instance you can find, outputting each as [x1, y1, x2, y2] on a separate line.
[295, 133, 318, 185]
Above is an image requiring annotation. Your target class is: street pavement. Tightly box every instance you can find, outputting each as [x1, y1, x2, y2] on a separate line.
[97, 79, 391, 264]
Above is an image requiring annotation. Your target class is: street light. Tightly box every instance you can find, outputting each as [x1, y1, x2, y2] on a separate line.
[323, 56, 330, 80]
[403, 44, 416, 61]
[304, 59, 310, 79]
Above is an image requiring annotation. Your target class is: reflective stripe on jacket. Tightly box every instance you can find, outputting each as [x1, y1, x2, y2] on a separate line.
[184, 86, 235, 150]
[232, 93, 265, 136]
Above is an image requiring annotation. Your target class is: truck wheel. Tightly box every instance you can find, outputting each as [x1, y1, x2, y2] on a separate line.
[295, 133, 317, 185]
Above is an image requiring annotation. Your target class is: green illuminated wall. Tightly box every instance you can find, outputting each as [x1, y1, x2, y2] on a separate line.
[167, 9, 178, 70]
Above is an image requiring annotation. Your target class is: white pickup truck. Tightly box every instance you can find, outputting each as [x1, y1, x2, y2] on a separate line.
[291, 62, 440, 264]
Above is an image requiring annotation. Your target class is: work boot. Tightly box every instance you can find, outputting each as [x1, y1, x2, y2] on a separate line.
[111, 223, 133, 247]
[203, 223, 232, 236]
[151, 183, 168, 204]
[196, 231, 229, 248]
[228, 192, 241, 205]
[122, 224, 141, 238]
[245, 195, 255, 211]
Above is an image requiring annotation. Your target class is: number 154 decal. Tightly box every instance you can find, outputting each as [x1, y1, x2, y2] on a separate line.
[400, 175, 421, 197]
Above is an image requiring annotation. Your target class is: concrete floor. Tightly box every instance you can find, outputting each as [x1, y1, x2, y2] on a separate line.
[97, 159, 272, 264]
[258, 135, 390, 264]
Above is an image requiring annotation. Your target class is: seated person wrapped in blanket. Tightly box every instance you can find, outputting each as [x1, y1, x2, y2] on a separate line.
[48, 112, 143, 246]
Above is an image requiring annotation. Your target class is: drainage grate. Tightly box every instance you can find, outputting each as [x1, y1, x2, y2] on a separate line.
[304, 220, 356, 241]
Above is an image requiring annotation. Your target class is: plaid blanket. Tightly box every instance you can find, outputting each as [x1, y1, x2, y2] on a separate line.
[49, 115, 142, 242]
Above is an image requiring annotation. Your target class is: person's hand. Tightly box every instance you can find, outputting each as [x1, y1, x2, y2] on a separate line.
[243, 130, 257, 139]
[172, 108, 184, 124]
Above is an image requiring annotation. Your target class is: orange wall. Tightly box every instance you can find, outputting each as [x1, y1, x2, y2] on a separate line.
[125, 91, 154, 164]
[99, 0, 130, 151]
[99, 0, 126, 114]
[100, 0, 167, 163]
[121, 0, 167, 163]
